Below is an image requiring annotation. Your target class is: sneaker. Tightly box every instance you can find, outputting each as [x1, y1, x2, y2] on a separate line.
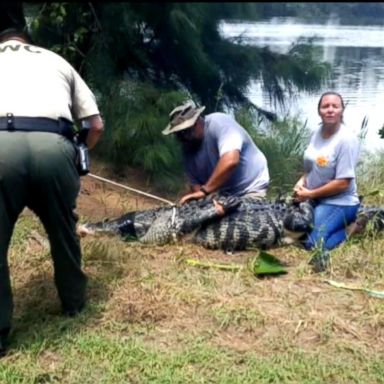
[309, 250, 330, 273]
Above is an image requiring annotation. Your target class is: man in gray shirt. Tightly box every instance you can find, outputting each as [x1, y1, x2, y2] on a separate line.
[162, 101, 269, 204]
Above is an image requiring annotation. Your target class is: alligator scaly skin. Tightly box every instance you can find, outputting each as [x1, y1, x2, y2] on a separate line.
[193, 199, 314, 251]
[138, 195, 241, 245]
[82, 196, 313, 250]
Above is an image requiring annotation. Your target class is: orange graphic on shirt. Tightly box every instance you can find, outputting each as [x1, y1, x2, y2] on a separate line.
[316, 156, 329, 167]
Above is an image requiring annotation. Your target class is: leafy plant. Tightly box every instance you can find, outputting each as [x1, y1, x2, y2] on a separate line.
[94, 80, 190, 192]
[235, 107, 309, 195]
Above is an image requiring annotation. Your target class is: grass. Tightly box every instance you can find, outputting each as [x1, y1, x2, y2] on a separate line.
[2, 323, 384, 383]
[1, 164, 384, 383]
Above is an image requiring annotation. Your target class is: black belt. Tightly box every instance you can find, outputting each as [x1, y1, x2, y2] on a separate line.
[0, 114, 75, 140]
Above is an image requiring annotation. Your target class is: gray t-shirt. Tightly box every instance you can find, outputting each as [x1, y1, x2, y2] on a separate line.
[182, 112, 270, 196]
[303, 124, 360, 205]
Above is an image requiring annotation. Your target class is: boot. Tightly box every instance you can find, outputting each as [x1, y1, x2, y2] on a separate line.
[0, 328, 10, 358]
[62, 301, 85, 318]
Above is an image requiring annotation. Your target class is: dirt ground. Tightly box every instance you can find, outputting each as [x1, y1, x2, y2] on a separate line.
[77, 162, 173, 221]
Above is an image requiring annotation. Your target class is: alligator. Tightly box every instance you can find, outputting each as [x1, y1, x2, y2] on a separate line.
[78, 193, 384, 251]
[78, 195, 315, 251]
[194, 198, 314, 251]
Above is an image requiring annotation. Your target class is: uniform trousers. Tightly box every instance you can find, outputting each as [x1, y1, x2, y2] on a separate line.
[0, 131, 87, 334]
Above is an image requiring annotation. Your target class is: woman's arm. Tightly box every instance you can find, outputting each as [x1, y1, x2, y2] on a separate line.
[294, 178, 351, 201]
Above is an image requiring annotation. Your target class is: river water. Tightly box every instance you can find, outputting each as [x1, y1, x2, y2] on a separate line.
[220, 17, 384, 153]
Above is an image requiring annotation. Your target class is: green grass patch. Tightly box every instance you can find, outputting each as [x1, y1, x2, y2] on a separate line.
[1, 330, 384, 383]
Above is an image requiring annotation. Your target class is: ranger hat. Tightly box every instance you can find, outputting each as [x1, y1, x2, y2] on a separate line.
[162, 101, 206, 135]
[0, 2, 28, 39]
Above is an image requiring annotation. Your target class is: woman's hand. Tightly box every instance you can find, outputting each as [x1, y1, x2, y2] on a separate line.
[293, 176, 306, 192]
[293, 185, 313, 202]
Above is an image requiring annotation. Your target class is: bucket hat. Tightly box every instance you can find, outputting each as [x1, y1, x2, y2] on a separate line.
[162, 101, 205, 135]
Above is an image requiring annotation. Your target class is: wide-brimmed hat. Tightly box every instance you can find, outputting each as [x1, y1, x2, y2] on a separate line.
[162, 101, 206, 135]
[0, 2, 27, 35]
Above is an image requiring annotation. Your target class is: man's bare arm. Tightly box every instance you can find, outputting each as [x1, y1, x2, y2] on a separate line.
[81, 114, 104, 149]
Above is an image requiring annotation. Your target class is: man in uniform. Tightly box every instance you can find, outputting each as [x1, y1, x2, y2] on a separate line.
[0, 3, 104, 357]
[162, 101, 270, 205]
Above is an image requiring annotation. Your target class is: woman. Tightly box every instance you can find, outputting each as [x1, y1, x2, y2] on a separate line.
[293, 91, 360, 272]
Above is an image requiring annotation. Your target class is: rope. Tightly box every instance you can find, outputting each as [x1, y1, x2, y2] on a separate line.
[171, 206, 177, 227]
[87, 173, 175, 206]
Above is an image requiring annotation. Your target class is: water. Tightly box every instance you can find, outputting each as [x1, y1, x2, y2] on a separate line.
[220, 17, 384, 153]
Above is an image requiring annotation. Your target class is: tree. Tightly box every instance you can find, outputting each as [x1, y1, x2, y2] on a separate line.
[28, 2, 330, 114]
[25, 2, 330, 191]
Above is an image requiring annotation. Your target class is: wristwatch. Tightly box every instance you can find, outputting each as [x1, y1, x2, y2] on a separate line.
[200, 186, 209, 196]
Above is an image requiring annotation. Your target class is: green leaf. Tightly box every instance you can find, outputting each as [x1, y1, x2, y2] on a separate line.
[185, 251, 287, 277]
[59, 4, 66, 17]
[248, 251, 287, 276]
[185, 258, 242, 272]
[363, 189, 381, 197]
[31, 18, 39, 30]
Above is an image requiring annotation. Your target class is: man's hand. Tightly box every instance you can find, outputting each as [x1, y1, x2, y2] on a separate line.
[212, 199, 226, 216]
[179, 189, 207, 205]
[76, 224, 95, 237]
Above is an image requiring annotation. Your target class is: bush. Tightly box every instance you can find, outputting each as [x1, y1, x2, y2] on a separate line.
[236, 108, 310, 196]
[95, 80, 191, 192]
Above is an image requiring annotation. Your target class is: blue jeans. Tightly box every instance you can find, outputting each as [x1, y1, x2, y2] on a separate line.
[304, 203, 360, 251]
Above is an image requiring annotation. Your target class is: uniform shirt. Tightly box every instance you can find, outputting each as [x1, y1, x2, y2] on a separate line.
[0, 39, 99, 121]
[182, 112, 270, 196]
[303, 124, 360, 205]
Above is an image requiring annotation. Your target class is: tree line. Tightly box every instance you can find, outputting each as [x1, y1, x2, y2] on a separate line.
[25, 2, 331, 193]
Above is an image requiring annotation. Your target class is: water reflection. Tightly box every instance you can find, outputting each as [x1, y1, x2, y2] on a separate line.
[220, 18, 384, 152]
